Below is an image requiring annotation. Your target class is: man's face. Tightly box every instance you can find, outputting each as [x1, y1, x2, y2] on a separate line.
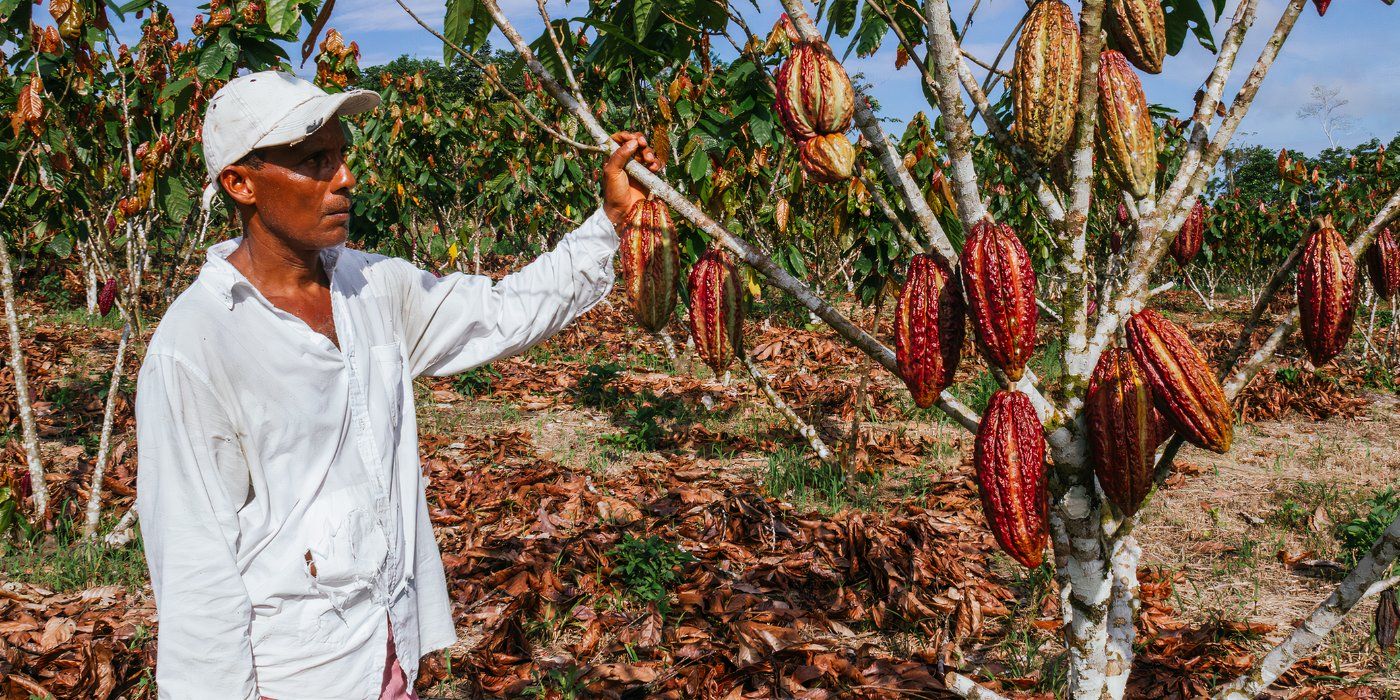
[221, 117, 356, 250]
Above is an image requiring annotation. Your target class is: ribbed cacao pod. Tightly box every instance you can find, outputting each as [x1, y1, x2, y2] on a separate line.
[1365, 227, 1400, 300]
[1013, 0, 1081, 163]
[97, 278, 118, 317]
[799, 133, 855, 183]
[619, 198, 680, 332]
[1171, 200, 1205, 266]
[1096, 50, 1157, 199]
[1377, 587, 1399, 650]
[1106, 0, 1166, 74]
[775, 43, 855, 142]
[974, 390, 1048, 569]
[895, 254, 966, 408]
[688, 249, 744, 374]
[1296, 216, 1357, 366]
[1127, 308, 1233, 453]
[1313, 0, 1332, 15]
[1087, 348, 1160, 517]
[961, 219, 1038, 382]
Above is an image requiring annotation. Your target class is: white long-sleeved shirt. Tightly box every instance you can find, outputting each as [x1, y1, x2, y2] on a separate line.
[135, 208, 617, 700]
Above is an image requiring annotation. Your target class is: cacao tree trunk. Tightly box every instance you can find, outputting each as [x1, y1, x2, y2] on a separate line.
[0, 234, 47, 520]
[83, 321, 131, 538]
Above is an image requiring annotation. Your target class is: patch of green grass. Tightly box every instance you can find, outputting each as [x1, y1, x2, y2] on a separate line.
[1, 512, 148, 591]
[1336, 488, 1400, 568]
[763, 446, 880, 512]
[451, 365, 500, 397]
[607, 534, 695, 614]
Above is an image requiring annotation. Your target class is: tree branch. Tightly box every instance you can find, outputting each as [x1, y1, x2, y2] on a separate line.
[944, 671, 1013, 700]
[922, 0, 990, 228]
[1214, 509, 1400, 698]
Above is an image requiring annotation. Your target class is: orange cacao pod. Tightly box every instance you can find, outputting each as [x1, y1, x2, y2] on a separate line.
[1127, 309, 1233, 453]
[974, 390, 1048, 568]
[1087, 348, 1160, 517]
[1171, 200, 1205, 266]
[895, 254, 966, 408]
[619, 198, 681, 332]
[799, 133, 855, 183]
[1296, 216, 1356, 366]
[1013, 0, 1081, 163]
[688, 249, 744, 373]
[1106, 0, 1165, 74]
[1365, 227, 1400, 300]
[1096, 50, 1156, 199]
[775, 43, 855, 142]
[961, 220, 1038, 382]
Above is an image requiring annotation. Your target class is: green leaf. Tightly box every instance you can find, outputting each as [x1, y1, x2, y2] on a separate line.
[265, 0, 301, 35]
[47, 233, 71, 258]
[633, 0, 662, 40]
[163, 179, 192, 222]
[1163, 0, 1216, 55]
[824, 0, 858, 39]
[687, 146, 709, 182]
[444, 0, 479, 63]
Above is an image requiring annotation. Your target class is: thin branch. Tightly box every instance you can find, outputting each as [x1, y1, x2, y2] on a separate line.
[922, 0, 990, 228]
[535, 0, 586, 104]
[858, 172, 925, 254]
[960, 48, 1009, 78]
[865, 0, 940, 98]
[1217, 233, 1307, 376]
[1214, 508, 1400, 698]
[742, 353, 834, 463]
[944, 671, 1013, 700]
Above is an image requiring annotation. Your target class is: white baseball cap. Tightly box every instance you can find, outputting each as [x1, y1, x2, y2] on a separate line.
[202, 70, 380, 186]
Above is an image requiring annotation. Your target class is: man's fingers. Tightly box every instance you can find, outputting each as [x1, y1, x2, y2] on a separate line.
[607, 131, 663, 173]
[606, 137, 641, 172]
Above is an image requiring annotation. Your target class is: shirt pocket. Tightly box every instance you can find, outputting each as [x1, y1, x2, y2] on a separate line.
[299, 497, 391, 646]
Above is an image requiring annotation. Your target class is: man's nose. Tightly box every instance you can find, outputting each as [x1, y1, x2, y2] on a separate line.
[332, 155, 356, 193]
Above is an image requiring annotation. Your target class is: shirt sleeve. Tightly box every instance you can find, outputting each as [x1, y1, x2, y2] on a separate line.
[399, 206, 619, 377]
[135, 354, 260, 700]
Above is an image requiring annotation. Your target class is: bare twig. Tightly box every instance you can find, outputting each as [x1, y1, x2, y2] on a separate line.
[742, 353, 834, 463]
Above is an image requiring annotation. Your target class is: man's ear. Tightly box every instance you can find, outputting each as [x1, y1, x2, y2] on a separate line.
[220, 166, 257, 207]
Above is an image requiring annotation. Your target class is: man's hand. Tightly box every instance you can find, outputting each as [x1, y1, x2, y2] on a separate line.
[602, 131, 662, 228]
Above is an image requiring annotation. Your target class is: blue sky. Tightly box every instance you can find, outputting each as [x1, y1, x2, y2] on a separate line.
[108, 1, 1398, 156]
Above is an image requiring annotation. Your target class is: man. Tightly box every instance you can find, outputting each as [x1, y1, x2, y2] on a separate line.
[135, 71, 659, 699]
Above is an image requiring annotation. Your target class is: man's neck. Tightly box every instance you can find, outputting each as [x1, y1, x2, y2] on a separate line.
[227, 226, 329, 295]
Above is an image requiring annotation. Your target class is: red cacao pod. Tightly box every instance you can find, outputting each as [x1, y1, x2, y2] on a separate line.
[1087, 348, 1160, 517]
[895, 254, 966, 408]
[774, 43, 855, 142]
[1171, 200, 1205, 266]
[1106, 0, 1166, 73]
[1313, 0, 1332, 15]
[619, 198, 681, 332]
[97, 278, 118, 316]
[1296, 216, 1357, 366]
[1377, 587, 1399, 650]
[688, 249, 744, 374]
[1365, 227, 1400, 300]
[1013, 0, 1081, 163]
[799, 133, 855, 183]
[1096, 50, 1157, 199]
[974, 390, 1048, 568]
[961, 219, 1038, 382]
[1127, 309, 1233, 453]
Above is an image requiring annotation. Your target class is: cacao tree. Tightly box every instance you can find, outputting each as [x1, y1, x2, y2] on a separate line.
[392, 0, 1400, 695]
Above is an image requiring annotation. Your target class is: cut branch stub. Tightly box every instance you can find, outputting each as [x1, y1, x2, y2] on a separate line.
[1105, 0, 1166, 74]
[974, 390, 1049, 568]
[895, 253, 966, 408]
[1013, 0, 1082, 163]
[620, 198, 681, 333]
[688, 248, 744, 374]
[799, 133, 855, 183]
[1086, 348, 1161, 517]
[1096, 49, 1156, 199]
[1171, 200, 1205, 266]
[774, 42, 855, 143]
[1296, 216, 1357, 366]
[1365, 226, 1400, 299]
[1127, 308, 1234, 453]
[961, 219, 1039, 382]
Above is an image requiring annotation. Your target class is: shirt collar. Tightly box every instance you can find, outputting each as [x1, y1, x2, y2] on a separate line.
[198, 238, 345, 310]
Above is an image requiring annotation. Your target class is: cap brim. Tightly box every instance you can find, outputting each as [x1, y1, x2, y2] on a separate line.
[254, 89, 381, 149]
